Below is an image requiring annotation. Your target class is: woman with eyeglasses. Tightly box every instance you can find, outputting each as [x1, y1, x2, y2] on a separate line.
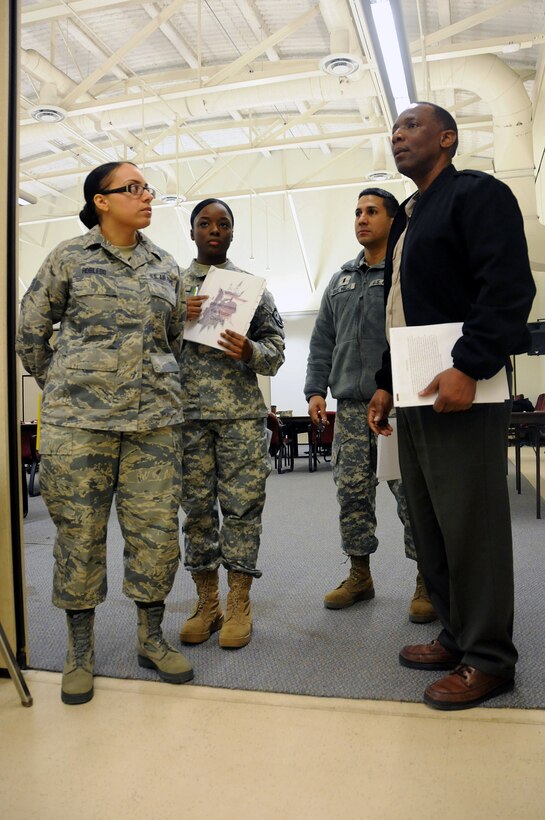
[17, 161, 193, 705]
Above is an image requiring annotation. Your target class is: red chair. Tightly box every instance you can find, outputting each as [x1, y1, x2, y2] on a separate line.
[308, 412, 336, 472]
[21, 423, 40, 497]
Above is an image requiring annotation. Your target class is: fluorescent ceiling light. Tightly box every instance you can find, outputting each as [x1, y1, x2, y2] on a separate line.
[357, 0, 416, 121]
[370, 0, 412, 114]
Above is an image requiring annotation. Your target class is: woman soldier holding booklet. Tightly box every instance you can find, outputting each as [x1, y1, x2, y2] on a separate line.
[179, 198, 285, 649]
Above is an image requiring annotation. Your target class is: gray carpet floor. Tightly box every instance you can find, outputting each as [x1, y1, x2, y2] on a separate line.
[23, 456, 545, 708]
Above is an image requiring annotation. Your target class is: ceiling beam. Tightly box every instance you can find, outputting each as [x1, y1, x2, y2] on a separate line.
[58, 20, 129, 80]
[254, 103, 327, 147]
[293, 139, 371, 188]
[203, 5, 320, 88]
[60, 0, 190, 107]
[89, 58, 321, 96]
[287, 193, 315, 293]
[142, 1, 198, 68]
[21, 0, 137, 25]
[236, 0, 280, 62]
[20, 114, 494, 179]
[411, 32, 545, 61]
[40, 66, 326, 121]
[415, 0, 529, 48]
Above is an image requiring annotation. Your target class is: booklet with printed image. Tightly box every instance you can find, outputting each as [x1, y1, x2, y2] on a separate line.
[183, 266, 267, 350]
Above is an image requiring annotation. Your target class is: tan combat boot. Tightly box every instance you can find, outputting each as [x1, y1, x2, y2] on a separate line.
[180, 569, 224, 644]
[409, 571, 437, 623]
[137, 603, 194, 683]
[61, 609, 95, 706]
[323, 555, 375, 609]
[219, 571, 253, 649]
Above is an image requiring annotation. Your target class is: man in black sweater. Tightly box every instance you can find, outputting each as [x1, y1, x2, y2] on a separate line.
[368, 102, 535, 710]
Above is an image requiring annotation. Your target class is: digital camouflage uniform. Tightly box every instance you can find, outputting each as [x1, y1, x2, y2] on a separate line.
[333, 401, 415, 558]
[16, 225, 185, 608]
[304, 250, 416, 560]
[180, 259, 285, 578]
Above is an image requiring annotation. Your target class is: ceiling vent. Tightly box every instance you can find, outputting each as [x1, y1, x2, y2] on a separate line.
[366, 170, 393, 181]
[319, 54, 360, 77]
[160, 194, 186, 206]
[30, 105, 66, 123]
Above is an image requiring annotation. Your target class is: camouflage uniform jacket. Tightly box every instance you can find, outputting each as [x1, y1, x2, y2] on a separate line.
[16, 225, 185, 432]
[181, 259, 285, 419]
[304, 250, 387, 403]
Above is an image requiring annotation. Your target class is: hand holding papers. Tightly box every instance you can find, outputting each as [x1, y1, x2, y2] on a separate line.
[390, 322, 509, 407]
[184, 266, 266, 350]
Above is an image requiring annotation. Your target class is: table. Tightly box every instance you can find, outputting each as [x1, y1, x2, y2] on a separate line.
[277, 415, 312, 463]
[510, 411, 545, 519]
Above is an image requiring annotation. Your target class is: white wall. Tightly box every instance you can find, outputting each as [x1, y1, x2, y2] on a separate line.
[271, 312, 336, 416]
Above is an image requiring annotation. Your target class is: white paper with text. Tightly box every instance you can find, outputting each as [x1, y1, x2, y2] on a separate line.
[390, 322, 509, 407]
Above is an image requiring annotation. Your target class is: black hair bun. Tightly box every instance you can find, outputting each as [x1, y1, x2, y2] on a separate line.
[79, 202, 98, 229]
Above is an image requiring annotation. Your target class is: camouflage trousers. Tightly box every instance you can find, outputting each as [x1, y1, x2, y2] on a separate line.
[39, 423, 183, 609]
[332, 400, 416, 560]
[181, 418, 270, 578]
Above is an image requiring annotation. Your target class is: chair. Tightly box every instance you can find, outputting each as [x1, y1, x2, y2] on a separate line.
[509, 394, 534, 446]
[520, 394, 545, 445]
[510, 392, 545, 468]
[21, 463, 28, 518]
[534, 393, 545, 443]
[266, 414, 294, 474]
[512, 394, 535, 412]
[20, 423, 40, 497]
[535, 393, 545, 412]
[308, 412, 336, 472]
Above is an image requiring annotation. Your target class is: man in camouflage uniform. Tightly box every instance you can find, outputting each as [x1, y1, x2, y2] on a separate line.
[304, 188, 435, 623]
[179, 198, 285, 649]
[17, 161, 194, 705]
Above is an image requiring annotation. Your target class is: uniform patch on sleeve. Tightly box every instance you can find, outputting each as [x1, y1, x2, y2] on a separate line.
[272, 308, 284, 328]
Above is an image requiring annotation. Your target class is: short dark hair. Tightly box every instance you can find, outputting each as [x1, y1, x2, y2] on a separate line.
[190, 198, 234, 228]
[79, 161, 137, 229]
[416, 101, 459, 157]
[357, 187, 399, 218]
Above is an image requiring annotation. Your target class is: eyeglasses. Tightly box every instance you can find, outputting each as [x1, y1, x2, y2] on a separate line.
[100, 182, 156, 198]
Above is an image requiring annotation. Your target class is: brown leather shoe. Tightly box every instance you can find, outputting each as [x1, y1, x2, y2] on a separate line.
[424, 665, 514, 711]
[399, 639, 462, 670]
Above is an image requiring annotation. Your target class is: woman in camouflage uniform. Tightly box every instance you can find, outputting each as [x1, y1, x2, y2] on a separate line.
[179, 199, 285, 649]
[17, 161, 193, 705]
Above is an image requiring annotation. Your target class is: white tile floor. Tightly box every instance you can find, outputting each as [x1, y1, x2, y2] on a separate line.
[1, 450, 544, 820]
[2, 671, 545, 820]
